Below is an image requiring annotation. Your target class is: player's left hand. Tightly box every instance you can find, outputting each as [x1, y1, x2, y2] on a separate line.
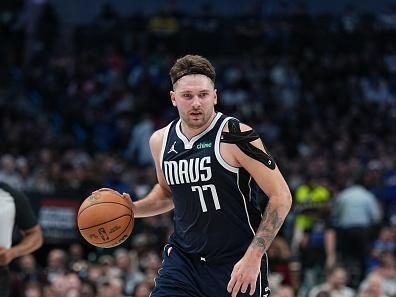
[227, 252, 261, 297]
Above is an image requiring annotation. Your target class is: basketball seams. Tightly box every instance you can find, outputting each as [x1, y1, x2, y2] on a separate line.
[78, 214, 133, 230]
[78, 201, 132, 216]
[82, 216, 132, 246]
[104, 217, 133, 247]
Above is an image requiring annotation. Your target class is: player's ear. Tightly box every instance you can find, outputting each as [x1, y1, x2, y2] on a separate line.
[170, 90, 177, 107]
[214, 89, 218, 105]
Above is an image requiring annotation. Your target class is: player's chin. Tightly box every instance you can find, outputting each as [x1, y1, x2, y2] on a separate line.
[190, 116, 205, 124]
[187, 119, 204, 129]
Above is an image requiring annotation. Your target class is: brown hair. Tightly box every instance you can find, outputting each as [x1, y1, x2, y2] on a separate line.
[169, 55, 216, 86]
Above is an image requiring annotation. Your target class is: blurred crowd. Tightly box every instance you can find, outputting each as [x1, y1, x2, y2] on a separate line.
[1, 1, 396, 297]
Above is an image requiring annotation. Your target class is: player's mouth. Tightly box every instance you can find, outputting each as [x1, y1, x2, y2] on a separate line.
[190, 111, 202, 117]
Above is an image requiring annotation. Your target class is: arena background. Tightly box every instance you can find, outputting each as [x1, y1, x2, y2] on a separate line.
[0, 0, 395, 296]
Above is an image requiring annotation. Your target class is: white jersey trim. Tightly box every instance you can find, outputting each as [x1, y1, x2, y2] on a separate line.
[175, 112, 222, 149]
[237, 171, 256, 235]
[265, 252, 269, 284]
[159, 122, 173, 171]
[263, 253, 270, 296]
[259, 271, 262, 296]
[214, 117, 239, 173]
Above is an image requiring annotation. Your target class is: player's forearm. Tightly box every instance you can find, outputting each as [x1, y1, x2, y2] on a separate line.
[247, 193, 291, 258]
[134, 184, 174, 218]
[9, 225, 43, 261]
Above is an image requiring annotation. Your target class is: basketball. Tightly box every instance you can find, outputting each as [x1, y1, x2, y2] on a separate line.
[77, 189, 134, 248]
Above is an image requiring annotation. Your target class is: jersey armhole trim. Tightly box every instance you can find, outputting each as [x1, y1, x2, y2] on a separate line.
[215, 117, 239, 173]
[159, 122, 173, 171]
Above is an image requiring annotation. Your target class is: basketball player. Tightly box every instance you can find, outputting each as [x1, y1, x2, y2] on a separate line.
[100, 55, 292, 297]
[0, 182, 43, 297]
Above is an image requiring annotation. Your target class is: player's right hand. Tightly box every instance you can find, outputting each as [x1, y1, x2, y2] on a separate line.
[122, 192, 136, 214]
[93, 188, 136, 213]
[227, 252, 260, 297]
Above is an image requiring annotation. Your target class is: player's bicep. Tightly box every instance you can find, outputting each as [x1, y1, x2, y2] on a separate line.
[225, 122, 288, 198]
[239, 147, 289, 199]
[232, 128, 274, 173]
[222, 121, 276, 169]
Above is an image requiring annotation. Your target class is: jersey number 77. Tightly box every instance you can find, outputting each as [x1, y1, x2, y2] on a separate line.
[191, 184, 220, 212]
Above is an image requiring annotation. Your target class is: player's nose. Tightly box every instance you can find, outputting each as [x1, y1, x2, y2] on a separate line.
[191, 96, 201, 107]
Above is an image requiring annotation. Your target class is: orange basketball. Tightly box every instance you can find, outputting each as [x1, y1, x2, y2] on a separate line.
[77, 189, 134, 248]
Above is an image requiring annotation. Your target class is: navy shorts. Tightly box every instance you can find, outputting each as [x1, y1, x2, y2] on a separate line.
[150, 245, 270, 297]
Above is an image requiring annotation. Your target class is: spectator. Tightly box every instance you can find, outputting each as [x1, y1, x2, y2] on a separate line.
[114, 248, 145, 296]
[292, 177, 334, 294]
[268, 236, 295, 289]
[368, 226, 396, 270]
[274, 285, 296, 297]
[87, 263, 106, 284]
[357, 273, 387, 297]
[314, 292, 331, 297]
[125, 114, 155, 168]
[44, 249, 69, 284]
[132, 281, 152, 297]
[359, 252, 396, 297]
[0, 155, 23, 190]
[308, 265, 355, 297]
[22, 281, 42, 297]
[97, 278, 124, 297]
[333, 183, 382, 286]
[12, 254, 44, 296]
[81, 279, 97, 297]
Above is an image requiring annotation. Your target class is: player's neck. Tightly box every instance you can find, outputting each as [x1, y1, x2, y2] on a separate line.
[180, 112, 217, 140]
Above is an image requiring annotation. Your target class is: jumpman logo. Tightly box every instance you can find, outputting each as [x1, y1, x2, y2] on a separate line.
[167, 141, 178, 154]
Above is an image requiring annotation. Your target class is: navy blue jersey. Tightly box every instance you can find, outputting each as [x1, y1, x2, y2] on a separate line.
[160, 112, 269, 263]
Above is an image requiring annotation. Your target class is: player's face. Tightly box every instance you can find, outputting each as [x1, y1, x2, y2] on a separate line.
[170, 74, 217, 130]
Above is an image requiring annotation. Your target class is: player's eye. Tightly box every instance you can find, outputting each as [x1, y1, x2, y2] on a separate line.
[182, 93, 192, 99]
[199, 92, 209, 98]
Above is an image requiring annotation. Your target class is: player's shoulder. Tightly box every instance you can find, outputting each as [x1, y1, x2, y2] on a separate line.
[149, 122, 175, 149]
[222, 118, 253, 133]
[149, 127, 166, 147]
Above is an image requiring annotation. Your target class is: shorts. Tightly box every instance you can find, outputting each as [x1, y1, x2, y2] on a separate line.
[150, 245, 270, 297]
